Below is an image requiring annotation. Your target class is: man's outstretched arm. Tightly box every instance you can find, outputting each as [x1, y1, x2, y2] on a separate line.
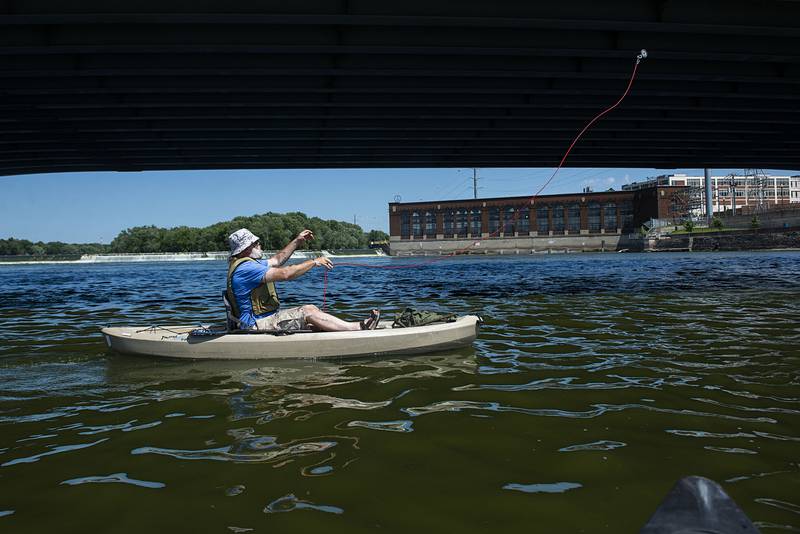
[263, 257, 333, 283]
[267, 229, 314, 267]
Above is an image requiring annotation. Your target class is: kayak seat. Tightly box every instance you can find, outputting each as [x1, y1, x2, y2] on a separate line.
[222, 290, 241, 332]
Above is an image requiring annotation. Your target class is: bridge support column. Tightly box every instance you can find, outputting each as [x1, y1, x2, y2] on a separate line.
[705, 168, 714, 225]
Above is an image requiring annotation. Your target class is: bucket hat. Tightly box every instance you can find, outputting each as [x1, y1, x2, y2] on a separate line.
[227, 228, 260, 257]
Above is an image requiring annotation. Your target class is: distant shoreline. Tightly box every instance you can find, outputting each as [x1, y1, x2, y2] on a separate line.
[0, 249, 384, 265]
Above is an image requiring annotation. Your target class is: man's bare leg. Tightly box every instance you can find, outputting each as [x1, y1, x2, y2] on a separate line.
[302, 305, 379, 332]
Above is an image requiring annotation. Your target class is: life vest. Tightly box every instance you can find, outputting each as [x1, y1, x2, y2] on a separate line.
[226, 257, 280, 320]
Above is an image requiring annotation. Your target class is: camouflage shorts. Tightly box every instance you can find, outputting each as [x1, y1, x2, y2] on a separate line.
[253, 306, 307, 331]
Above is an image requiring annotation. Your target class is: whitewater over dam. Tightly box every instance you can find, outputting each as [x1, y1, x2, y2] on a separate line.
[0, 249, 383, 265]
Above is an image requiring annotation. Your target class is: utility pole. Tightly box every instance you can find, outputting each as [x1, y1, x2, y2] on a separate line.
[473, 168, 479, 199]
[746, 168, 768, 213]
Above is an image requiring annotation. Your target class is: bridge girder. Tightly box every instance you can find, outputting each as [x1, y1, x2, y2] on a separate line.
[1, 0, 799, 175]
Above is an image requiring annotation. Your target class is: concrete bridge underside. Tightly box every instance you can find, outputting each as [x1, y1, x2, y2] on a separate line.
[2, 0, 799, 176]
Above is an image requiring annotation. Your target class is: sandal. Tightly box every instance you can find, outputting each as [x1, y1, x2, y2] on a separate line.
[360, 309, 381, 330]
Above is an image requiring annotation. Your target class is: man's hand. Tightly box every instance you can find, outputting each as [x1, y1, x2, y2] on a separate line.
[314, 257, 333, 270]
[296, 229, 315, 243]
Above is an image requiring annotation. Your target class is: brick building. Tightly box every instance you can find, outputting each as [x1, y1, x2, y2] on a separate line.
[388, 185, 684, 255]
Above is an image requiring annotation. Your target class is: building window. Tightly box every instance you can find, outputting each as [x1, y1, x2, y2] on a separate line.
[503, 207, 516, 236]
[424, 211, 436, 238]
[552, 204, 564, 234]
[620, 201, 634, 230]
[588, 202, 601, 232]
[536, 205, 549, 233]
[470, 209, 482, 237]
[488, 208, 500, 234]
[411, 211, 422, 238]
[517, 208, 530, 234]
[443, 210, 454, 238]
[400, 212, 410, 239]
[604, 203, 617, 231]
[455, 209, 468, 238]
[568, 204, 581, 234]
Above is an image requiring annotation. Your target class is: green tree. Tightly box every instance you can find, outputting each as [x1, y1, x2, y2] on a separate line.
[0, 238, 32, 255]
[367, 230, 389, 242]
[711, 216, 724, 230]
[750, 216, 760, 229]
[683, 219, 695, 233]
[0, 212, 384, 256]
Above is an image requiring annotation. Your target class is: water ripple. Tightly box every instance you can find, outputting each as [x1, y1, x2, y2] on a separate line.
[704, 446, 758, 455]
[61, 472, 165, 488]
[132, 438, 338, 464]
[281, 393, 393, 411]
[558, 440, 626, 452]
[756, 499, 800, 516]
[346, 420, 414, 433]
[2, 438, 108, 467]
[403, 400, 777, 423]
[503, 482, 583, 494]
[2, 254, 800, 531]
[264, 493, 344, 515]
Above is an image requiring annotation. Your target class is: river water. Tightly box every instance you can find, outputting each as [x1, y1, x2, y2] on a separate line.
[1, 252, 799, 533]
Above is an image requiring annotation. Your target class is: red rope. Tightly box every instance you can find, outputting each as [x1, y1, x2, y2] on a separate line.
[322, 268, 328, 311]
[320, 51, 646, 310]
[532, 56, 642, 199]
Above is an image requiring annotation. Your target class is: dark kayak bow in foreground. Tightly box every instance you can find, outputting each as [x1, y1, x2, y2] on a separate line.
[641, 476, 760, 534]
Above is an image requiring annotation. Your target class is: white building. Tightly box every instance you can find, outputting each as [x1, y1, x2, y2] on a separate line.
[623, 173, 800, 215]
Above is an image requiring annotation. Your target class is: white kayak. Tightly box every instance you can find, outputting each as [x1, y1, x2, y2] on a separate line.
[101, 315, 481, 360]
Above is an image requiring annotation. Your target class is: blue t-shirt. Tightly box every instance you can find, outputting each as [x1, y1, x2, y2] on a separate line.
[230, 259, 274, 328]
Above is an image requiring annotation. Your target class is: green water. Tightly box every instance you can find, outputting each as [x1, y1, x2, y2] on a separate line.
[1, 252, 799, 532]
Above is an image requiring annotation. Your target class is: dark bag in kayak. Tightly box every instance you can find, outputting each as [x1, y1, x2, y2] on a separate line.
[392, 307, 457, 328]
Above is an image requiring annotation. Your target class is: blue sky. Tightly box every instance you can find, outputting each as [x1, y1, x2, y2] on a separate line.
[1, 167, 798, 243]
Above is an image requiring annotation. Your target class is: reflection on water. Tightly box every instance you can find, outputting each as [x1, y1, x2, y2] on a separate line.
[264, 493, 344, 515]
[61, 472, 166, 489]
[504, 482, 583, 494]
[1, 252, 799, 532]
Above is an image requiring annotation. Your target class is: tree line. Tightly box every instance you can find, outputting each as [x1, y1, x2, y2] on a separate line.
[0, 238, 107, 257]
[1, 212, 389, 256]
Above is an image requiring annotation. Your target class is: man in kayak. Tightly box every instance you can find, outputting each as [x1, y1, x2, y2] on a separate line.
[226, 228, 380, 332]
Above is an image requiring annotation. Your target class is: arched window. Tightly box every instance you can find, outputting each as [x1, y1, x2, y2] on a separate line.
[411, 211, 422, 238]
[424, 211, 436, 237]
[588, 202, 601, 232]
[443, 210, 455, 238]
[536, 205, 549, 233]
[620, 201, 634, 230]
[503, 207, 516, 236]
[517, 208, 530, 234]
[455, 209, 468, 237]
[552, 204, 564, 234]
[400, 212, 411, 239]
[568, 204, 581, 233]
[488, 207, 500, 234]
[604, 203, 617, 231]
[470, 209, 482, 237]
